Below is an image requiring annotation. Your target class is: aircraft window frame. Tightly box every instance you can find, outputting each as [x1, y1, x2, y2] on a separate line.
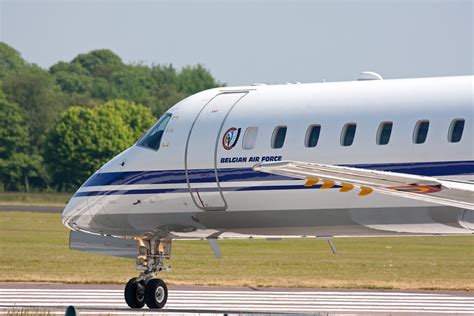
[305, 124, 321, 148]
[242, 126, 258, 150]
[413, 120, 430, 144]
[136, 113, 172, 151]
[448, 118, 465, 143]
[376, 121, 393, 145]
[271, 126, 287, 149]
[340, 123, 357, 147]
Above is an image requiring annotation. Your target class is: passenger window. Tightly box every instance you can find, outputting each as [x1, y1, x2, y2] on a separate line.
[448, 119, 465, 143]
[376, 121, 393, 145]
[413, 120, 430, 144]
[341, 123, 357, 146]
[305, 125, 321, 148]
[243, 126, 258, 150]
[271, 126, 287, 149]
[137, 113, 172, 150]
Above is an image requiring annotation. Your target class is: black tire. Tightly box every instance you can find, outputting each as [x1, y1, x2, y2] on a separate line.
[124, 277, 145, 308]
[144, 278, 168, 309]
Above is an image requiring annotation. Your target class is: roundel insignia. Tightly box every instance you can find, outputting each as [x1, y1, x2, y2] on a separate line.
[222, 127, 241, 150]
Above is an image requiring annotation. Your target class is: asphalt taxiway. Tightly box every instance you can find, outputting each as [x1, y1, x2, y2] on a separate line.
[0, 205, 63, 212]
[0, 283, 473, 315]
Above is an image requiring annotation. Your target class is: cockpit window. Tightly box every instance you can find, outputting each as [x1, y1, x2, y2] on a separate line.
[137, 113, 172, 150]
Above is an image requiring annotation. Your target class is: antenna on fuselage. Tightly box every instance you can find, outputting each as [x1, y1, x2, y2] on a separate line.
[357, 71, 384, 81]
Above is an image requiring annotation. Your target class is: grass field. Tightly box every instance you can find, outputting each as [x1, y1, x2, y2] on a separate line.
[0, 211, 473, 290]
[0, 192, 72, 206]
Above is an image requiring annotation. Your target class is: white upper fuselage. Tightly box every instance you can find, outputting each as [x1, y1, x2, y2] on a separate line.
[62, 76, 474, 238]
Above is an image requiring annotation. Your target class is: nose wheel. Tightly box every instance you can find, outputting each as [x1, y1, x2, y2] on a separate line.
[125, 238, 171, 309]
[144, 278, 168, 309]
[125, 277, 168, 309]
[124, 277, 145, 308]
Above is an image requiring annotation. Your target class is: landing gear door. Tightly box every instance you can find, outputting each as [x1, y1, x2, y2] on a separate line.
[185, 92, 247, 211]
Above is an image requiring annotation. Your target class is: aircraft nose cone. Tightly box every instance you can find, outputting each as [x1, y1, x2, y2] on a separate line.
[62, 198, 76, 218]
[62, 198, 78, 229]
[62, 194, 90, 230]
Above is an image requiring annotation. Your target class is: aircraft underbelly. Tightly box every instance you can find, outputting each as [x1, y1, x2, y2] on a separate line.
[81, 202, 472, 238]
[68, 175, 474, 237]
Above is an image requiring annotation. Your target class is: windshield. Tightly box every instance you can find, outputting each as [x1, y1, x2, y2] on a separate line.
[137, 113, 172, 150]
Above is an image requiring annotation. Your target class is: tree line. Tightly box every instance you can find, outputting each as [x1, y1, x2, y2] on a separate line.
[0, 42, 221, 192]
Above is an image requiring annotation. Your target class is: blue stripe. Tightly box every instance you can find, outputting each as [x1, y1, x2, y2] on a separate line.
[75, 184, 339, 197]
[81, 160, 474, 188]
[82, 168, 289, 187]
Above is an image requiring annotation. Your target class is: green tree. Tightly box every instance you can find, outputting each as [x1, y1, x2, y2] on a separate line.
[0, 84, 5, 101]
[0, 94, 43, 191]
[0, 153, 44, 192]
[178, 64, 220, 95]
[71, 49, 124, 76]
[151, 64, 179, 87]
[0, 42, 27, 80]
[50, 61, 94, 94]
[100, 100, 155, 140]
[50, 61, 89, 76]
[0, 44, 223, 192]
[147, 64, 186, 116]
[0, 94, 28, 160]
[44, 100, 155, 190]
[2, 66, 65, 148]
[44, 107, 130, 190]
[106, 65, 154, 101]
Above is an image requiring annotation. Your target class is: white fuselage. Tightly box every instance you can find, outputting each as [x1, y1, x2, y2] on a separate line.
[62, 76, 474, 238]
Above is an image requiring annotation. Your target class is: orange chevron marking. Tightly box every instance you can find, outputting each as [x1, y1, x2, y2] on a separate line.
[340, 183, 354, 192]
[321, 179, 336, 189]
[304, 177, 319, 187]
[359, 186, 373, 196]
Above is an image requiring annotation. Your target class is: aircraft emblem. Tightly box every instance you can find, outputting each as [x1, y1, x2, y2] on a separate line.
[222, 127, 241, 150]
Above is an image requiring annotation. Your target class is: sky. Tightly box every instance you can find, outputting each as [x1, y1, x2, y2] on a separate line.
[0, 0, 472, 86]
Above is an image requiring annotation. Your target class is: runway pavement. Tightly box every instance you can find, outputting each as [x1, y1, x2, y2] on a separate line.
[0, 205, 63, 212]
[0, 283, 473, 315]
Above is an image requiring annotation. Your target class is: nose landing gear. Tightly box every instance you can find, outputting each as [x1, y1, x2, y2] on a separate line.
[144, 278, 168, 309]
[124, 277, 145, 308]
[124, 238, 171, 309]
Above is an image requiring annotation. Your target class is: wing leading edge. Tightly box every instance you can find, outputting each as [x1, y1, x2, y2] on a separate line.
[253, 161, 474, 210]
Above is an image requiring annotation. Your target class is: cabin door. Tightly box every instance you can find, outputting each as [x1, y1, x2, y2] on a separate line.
[185, 92, 247, 211]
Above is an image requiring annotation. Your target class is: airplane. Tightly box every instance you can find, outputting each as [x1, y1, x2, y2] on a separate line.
[62, 73, 473, 309]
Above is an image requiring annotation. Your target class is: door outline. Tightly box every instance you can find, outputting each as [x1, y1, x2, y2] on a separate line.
[184, 91, 248, 211]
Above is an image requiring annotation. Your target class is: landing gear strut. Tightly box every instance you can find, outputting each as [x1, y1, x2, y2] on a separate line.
[124, 238, 171, 309]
